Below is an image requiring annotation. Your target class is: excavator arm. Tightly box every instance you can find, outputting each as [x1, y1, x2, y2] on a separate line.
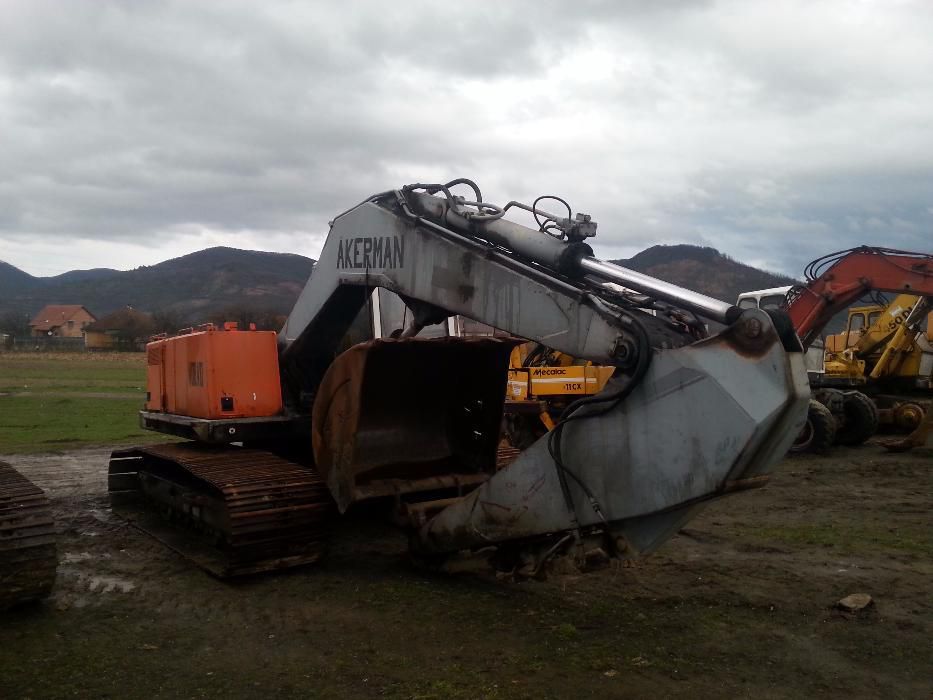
[278, 181, 810, 566]
[279, 186, 734, 400]
[787, 247, 933, 349]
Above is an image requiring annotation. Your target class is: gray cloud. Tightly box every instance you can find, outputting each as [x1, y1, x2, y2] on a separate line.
[0, 0, 931, 277]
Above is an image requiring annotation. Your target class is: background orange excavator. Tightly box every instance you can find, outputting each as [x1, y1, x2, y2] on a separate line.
[786, 247, 933, 452]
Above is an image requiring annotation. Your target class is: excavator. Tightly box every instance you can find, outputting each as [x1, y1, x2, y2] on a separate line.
[822, 293, 931, 426]
[105, 179, 809, 577]
[786, 247, 933, 452]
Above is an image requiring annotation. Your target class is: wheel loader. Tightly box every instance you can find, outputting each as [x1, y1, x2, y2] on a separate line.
[107, 179, 810, 577]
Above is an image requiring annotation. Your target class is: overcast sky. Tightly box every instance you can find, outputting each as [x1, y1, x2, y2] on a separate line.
[1, 0, 931, 278]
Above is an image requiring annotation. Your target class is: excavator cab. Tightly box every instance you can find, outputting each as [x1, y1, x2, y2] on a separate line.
[825, 305, 883, 353]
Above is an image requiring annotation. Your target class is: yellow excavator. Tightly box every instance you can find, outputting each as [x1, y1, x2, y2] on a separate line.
[821, 293, 932, 438]
[825, 295, 931, 384]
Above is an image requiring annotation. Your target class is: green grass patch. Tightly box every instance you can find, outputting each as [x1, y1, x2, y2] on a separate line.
[744, 523, 932, 557]
[0, 381, 145, 394]
[0, 394, 158, 453]
[0, 353, 145, 385]
[0, 353, 157, 453]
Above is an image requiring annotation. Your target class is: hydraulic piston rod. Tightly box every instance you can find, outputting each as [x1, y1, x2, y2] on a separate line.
[410, 190, 739, 324]
[578, 257, 736, 324]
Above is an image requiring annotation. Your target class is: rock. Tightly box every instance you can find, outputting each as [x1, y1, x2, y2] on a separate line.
[836, 593, 873, 612]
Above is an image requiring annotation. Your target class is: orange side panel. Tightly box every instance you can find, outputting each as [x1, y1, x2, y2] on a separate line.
[145, 329, 283, 420]
[145, 340, 166, 411]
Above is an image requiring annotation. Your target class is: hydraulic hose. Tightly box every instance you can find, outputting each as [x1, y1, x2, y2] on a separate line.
[546, 312, 653, 526]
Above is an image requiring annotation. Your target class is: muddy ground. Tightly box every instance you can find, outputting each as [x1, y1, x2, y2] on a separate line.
[1, 444, 930, 699]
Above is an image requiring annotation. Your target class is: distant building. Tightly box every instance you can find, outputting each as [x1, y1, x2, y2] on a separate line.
[84, 306, 155, 351]
[29, 305, 97, 338]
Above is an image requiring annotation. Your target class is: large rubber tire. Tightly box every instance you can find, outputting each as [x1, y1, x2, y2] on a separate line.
[790, 399, 837, 455]
[835, 391, 879, 446]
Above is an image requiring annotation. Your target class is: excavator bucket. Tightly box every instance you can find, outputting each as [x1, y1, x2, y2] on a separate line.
[312, 337, 518, 512]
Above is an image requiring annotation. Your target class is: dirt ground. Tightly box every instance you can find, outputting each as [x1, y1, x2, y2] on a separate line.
[1, 443, 930, 699]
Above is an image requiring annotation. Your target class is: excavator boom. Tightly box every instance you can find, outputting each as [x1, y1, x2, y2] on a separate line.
[788, 247, 933, 349]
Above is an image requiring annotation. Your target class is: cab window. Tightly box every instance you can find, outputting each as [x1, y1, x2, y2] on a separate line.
[760, 295, 785, 310]
[738, 298, 758, 310]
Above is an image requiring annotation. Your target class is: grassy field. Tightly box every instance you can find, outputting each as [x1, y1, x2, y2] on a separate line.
[0, 352, 156, 453]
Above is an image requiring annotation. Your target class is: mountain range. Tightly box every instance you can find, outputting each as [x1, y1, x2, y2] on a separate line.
[0, 244, 795, 329]
[0, 247, 313, 326]
[610, 244, 798, 306]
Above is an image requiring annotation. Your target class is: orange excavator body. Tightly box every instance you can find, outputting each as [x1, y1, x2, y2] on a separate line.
[145, 324, 283, 420]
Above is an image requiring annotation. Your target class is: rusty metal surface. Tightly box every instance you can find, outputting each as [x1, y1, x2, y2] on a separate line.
[0, 460, 57, 610]
[108, 443, 333, 577]
[312, 336, 517, 512]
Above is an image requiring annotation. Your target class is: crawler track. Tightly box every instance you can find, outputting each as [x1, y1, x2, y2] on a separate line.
[0, 461, 57, 610]
[108, 443, 333, 577]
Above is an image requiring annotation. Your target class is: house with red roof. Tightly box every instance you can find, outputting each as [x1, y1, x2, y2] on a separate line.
[84, 306, 154, 350]
[29, 305, 97, 338]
